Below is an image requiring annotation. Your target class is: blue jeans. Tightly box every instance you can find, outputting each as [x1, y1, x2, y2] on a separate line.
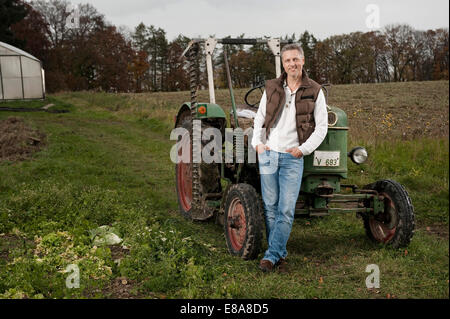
[258, 150, 303, 265]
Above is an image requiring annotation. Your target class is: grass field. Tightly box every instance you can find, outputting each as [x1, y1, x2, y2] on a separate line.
[0, 81, 448, 299]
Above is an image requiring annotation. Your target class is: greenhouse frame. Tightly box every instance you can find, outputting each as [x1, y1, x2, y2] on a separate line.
[0, 41, 46, 101]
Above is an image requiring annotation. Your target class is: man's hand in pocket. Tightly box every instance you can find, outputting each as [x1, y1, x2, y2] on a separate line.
[256, 144, 270, 154]
[286, 147, 303, 158]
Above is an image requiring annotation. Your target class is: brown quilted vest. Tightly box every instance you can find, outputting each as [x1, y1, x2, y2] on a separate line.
[263, 71, 322, 146]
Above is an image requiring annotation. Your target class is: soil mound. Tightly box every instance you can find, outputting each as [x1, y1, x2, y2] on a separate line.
[0, 117, 46, 161]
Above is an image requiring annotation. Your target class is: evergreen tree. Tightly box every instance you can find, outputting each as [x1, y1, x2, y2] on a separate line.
[0, 0, 28, 46]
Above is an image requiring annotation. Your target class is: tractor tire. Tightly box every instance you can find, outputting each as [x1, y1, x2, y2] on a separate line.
[363, 179, 415, 248]
[224, 183, 264, 260]
[175, 116, 221, 221]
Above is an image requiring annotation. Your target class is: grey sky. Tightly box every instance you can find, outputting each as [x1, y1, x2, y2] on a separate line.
[69, 0, 448, 41]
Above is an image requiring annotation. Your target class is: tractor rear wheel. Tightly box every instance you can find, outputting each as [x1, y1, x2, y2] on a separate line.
[175, 115, 221, 220]
[224, 183, 264, 260]
[363, 179, 415, 248]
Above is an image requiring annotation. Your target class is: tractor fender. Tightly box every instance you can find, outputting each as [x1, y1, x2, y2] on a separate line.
[174, 103, 191, 128]
[174, 102, 227, 128]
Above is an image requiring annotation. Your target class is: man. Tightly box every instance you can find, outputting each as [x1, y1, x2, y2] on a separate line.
[251, 43, 328, 272]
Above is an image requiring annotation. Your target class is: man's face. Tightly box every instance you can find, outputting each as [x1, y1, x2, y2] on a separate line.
[282, 49, 304, 79]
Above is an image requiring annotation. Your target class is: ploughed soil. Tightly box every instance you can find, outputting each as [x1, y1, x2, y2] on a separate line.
[0, 116, 46, 162]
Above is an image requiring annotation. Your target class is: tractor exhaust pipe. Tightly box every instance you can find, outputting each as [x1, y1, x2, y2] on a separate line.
[223, 48, 239, 129]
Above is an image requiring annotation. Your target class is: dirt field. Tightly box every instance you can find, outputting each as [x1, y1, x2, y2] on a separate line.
[124, 80, 448, 143]
[0, 117, 46, 161]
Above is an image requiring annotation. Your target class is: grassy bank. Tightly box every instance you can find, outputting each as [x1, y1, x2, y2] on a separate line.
[0, 81, 448, 299]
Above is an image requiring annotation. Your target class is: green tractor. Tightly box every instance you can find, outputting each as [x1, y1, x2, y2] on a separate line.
[173, 38, 415, 260]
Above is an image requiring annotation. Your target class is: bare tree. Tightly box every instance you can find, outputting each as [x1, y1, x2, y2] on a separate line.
[383, 24, 415, 81]
[32, 0, 71, 47]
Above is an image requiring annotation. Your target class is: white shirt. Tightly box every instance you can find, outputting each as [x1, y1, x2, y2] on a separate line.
[251, 85, 328, 156]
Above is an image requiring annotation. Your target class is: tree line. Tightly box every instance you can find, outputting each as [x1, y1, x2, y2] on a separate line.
[1, 0, 448, 93]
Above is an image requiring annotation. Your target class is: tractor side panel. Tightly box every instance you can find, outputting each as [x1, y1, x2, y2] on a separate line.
[303, 128, 348, 178]
[301, 105, 349, 193]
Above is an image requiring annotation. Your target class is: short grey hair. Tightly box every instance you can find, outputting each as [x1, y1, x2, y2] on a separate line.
[281, 43, 304, 59]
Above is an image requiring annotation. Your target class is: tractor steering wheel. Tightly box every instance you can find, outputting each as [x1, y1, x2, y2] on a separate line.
[244, 83, 265, 108]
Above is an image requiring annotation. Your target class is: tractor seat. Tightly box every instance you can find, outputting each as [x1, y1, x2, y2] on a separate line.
[230, 104, 257, 131]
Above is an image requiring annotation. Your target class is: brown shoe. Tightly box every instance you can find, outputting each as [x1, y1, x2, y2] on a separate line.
[276, 258, 288, 273]
[259, 259, 274, 272]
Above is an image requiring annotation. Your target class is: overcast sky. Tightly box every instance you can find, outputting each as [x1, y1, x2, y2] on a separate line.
[68, 0, 448, 41]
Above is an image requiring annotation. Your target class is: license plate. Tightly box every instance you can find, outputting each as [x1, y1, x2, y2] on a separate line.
[313, 151, 340, 167]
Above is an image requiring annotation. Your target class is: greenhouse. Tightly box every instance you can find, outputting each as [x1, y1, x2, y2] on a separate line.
[0, 41, 45, 101]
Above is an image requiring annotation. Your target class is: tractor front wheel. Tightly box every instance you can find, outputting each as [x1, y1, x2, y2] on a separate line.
[363, 179, 415, 248]
[224, 183, 264, 260]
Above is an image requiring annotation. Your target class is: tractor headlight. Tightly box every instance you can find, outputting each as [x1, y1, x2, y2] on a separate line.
[348, 147, 368, 164]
